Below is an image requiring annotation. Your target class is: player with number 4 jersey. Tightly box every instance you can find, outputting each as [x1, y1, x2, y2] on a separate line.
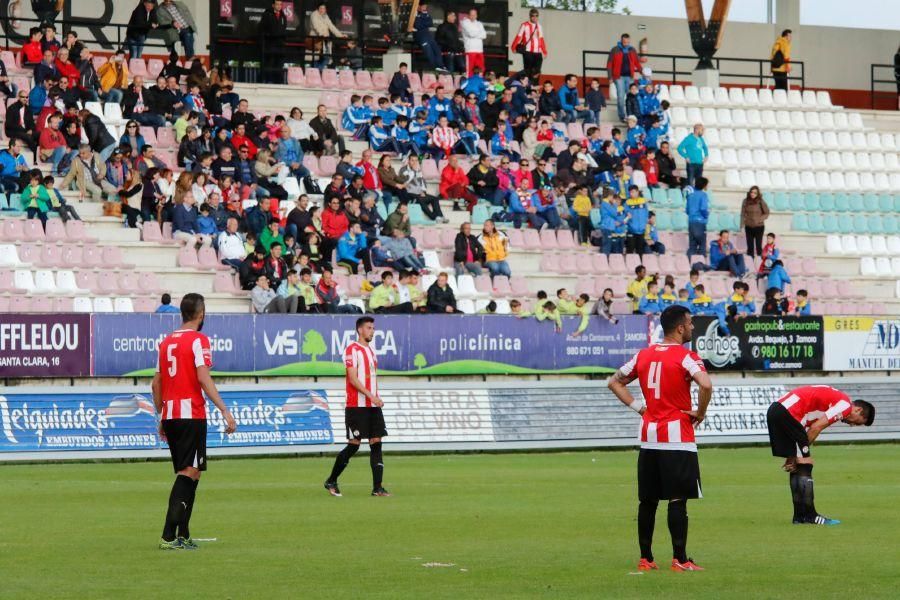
[766, 385, 875, 525]
[608, 305, 713, 573]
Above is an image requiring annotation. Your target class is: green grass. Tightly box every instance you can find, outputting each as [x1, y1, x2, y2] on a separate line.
[1, 445, 898, 599]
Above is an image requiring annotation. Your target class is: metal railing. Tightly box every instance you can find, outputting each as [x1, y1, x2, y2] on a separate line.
[869, 63, 898, 110]
[582, 50, 805, 95]
[0, 14, 170, 54]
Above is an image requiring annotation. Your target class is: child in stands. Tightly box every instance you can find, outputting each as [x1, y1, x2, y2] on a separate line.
[794, 289, 811, 316]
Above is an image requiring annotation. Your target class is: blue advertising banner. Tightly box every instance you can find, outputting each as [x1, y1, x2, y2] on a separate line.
[92, 314, 652, 377]
[0, 389, 333, 453]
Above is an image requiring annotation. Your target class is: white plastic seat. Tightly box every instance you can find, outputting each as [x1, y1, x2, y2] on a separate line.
[879, 133, 897, 151]
[631, 169, 647, 189]
[656, 84, 670, 103]
[0, 244, 21, 267]
[814, 172, 830, 189]
[789, 111, 806, 129]
[772, 89, 789, 107]
[684, 86, 701, 104]
[793, 130, 810, 149]
[821, 131, 839, 150]
[752, 149, 768, 168]
[84, 101, 105, 121]
[856, 235, 874, 255]
[456, 274, 479, 299]
[871, 236, 888, 255]
[704, 128, 721, 146]
[685, 107, 702, 125]
[892, 258, 900, 277]
[766, 149, 782, 166]
[829, 172, 846, 191]
[347, 299, 366, 313]
[731, 109, 747, 127]
[811, 151, 828, 170]
[103, 102, 125, 125]
[804, 111, 820, 129]
[873, 172, 890, 191]
[707, 147, 723, 168]
[826, 151, 842, 170]
[734, 128, 750, 146]
[785, 171, 802, 189]
[73, 297, 93, 313]
[754, 170, 772, 188]
[764, 129, 780, 148]
[715, 108, 732, 125]
[874, 257, 893, 277]
[14, 269, 35, 292]
[815, 91, 833, 108]
[848, 113, 864, 130]
[494, 299, 511, 315]
[737, 148, 754, 167]
[699, 86, 716, 105]
[890, 173, 900, 189]
[859, 172, 876, 190]
[742, 87, 760, 107]
[422, 250, 442, 271]
[456, 299, 476, 314]
[739, 170, 756, 188]
[760, 110, 777, 127]
[841, 235, 859, 255]
[721, 148, 738, 168]
[55, 270, 85, 294]
[797, 151, 813, 169]
[787, 89, 803, 107]
[825, 235, 843, 255]
[33, 270, 56, 294]
[836, 131, 853, 149]
[113, 297, 134, 313]
[728, 87, 745, 105]
[833, 112, 849, 130]
[770, 170, 787, 189]
[887, 236, 900, 255]
[868, 152, 885, 171]
[844, 171, 861, 190]
[746, 109, 762, 127]
[668, 85, 686, 103]
[775, 111, 791, 129]
[714, 87, 730, 105]
[801, 90, 818, 108]
[885, 153, 899, 171]
[93, 297, 114, 313]
[757, 88, 774, 107]
[840, 151, 858, 170]
[670, 106, 688, 126]
[724, 169, 741, 188]
[800, 171, 817, 190]
[283, 177, 301, 198]
[700, 107, 717, 126]
[719, 127, 736, 147]
[749, 128, 765, 147]
[860, 257, 877, 276]
[819, 111, 835, 130]
[781, 150, 798, 168]
[778, 129, 796, 149]
[866, 132, 880, 148]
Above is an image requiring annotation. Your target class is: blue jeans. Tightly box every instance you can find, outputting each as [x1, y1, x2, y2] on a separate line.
[47, 146, 66, 175]
[539, 207, 562, 230]
[26, 207, 47, 228]
[100, 88, 123, 104]
[614, 76, 632, 121]
[418, 37, 445, 70]
[686, 163, 704, 188]
[131, 112, 166, 128]
[716, 254, 747, 277]
[485, 260, 511, 278]
[688, 221, 707, 257]
[455, 261, 483, 277]
[0, 174, 20, 193]
[601, 230, 623, 255]
[222, 258, 242, 270]
[126, 34, 146, 58]
[99, 142, 118, 163]
[398, 254, 425, 271]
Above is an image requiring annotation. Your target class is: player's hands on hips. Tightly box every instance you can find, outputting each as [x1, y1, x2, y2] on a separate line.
[682, 409, 706, 425]
[371, 396, 384, 408]
[223, 410, 237, 434]
[157, 421, 167, 441]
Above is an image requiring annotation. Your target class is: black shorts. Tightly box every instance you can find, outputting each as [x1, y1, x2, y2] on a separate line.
[637, 449, 702, 502]
[162, 419, 208, 473]
[767, 402, 811, 458]
[345, 407, 387, 441]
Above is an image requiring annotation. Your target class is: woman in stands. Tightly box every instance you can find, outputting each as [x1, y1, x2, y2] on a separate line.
[120, 120, 146, 159]
[377, 154, 412, 206]
[740, 185, 770, 259]
[287, 108, 317, 153]
[119, 168, 144, 228]
[478, 220, 512, 279]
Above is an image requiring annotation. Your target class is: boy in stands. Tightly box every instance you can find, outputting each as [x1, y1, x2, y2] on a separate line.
[766, 385, 874, 525]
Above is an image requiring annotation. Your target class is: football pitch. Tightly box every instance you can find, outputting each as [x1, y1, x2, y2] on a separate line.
[1, 445, 898, 599]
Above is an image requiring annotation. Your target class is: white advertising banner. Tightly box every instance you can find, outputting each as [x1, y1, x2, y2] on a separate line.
[823, 317, 900, 371]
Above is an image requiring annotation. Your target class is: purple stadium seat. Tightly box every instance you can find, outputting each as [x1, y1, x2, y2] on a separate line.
[575, 278, 595, 296]
[129, 58, 148, 77]
[510, 277, 530, 296]
[75, 271, 99, 293]
[147, 58, 165, 78]
[305, 67, 323, 88]
[102, 246, 134, 269]
[559, 255, 578, 274]
[53, 297, 74, 312]
[61, 245, 83, 269]
[421, 73, 437, 90]
[0, 269, 26, 293]
[199, 246, 228, 270]
[9, 297, 30, 312]
[608, 253, 627, 274]
[505, 229, 524, 247]
[557, 229, 577, 249]
[3, 219, 24, 241]
[322, 69, 340, 88]
[522, 229, 541, 250]
[492, 276, 512, 297]
[422, 228, 442, 249]
[372, 71, 388, 89]
[440, 228, 456, 248]
[97, 275, 121, 295]
[611, 299, 631, 314]
[610, 278, 628, 297]
[836, 280, 863, 300]
[133, 297, 157, 312]
[355, 70, 373, 89]
[539, 254, 560, 273]
[138, 272, 164, 294]
[658, 254, 676, 274]
[142, 221, 163, 242]
[82, 246, 104, 269]
[177, 246, 200, 268]
[641, 254, 660, 272]
[118, 273, 139, 293]
[590, 253, 609, 274]
[38, 244, 63, 268]
[575, 254, 593, 274]
[624, 253, 642, 272]
[65, 219, 97, 242]
[474, 274, 492, 295]
[287, 67, 305, 86]
[820, 279, 839, 298]
[674, 254, 691, 273]
[45, 219, 68, 241]
[540, 229, 558, 250]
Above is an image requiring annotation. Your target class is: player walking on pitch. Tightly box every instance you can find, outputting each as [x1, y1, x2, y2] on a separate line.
[324, 316, 391, 497]
[151, 293, 237, 550]
[766, 385, 874, 525]
[608, 305, 713, 572]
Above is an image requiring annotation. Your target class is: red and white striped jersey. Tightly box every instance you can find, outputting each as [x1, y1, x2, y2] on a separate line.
[344, 341, 378, 408]
[618, 344, 706, 451]
[778, 385, 852, 429]
[156, 329, 212, 420]
[510, 21, 548, 55]
[431, 126, 459, 151]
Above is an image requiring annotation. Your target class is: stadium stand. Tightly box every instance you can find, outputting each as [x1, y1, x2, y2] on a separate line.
[0, 39, 898, 317]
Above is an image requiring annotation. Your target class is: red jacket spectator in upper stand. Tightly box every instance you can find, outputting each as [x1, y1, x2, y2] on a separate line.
[606, 33, 642, 122]
[640, 149, 659, 188]
[22, 28, 44, 65]
[54, 47, 80, 82]
[440, 155, 478, 212]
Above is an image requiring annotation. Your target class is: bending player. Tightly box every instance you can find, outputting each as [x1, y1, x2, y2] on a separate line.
[608, 305, 713, 572]
[324, 316, 391, 497]
[766, 385, 874, 525]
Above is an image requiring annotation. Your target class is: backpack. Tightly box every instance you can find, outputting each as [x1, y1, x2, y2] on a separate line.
[303, 175, 322, 194]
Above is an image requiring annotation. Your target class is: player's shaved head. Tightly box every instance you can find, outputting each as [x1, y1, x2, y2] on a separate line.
[180, 293, 206, 324]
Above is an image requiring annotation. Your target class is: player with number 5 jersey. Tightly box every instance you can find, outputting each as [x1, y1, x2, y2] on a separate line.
[151, 293, 237, 551]
[608, 305, 713, 573]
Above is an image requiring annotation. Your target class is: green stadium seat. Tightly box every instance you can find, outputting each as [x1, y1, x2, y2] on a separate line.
[804, 194, 820, 212]
[883, 215, 899, 234]
[590, 208, 602, 229]
[806, 213, 823, 233]
[822, 213, 838, 233]
[667, 188, 684, 206]
[878, 194, 894, 213]
[852, 214, 868, 233]
[471, 205, 490, 225]
[772, 191, 789, 211]
[376, 203, 389, 220]
[867, 215, 883, 234]
[849, 195, 865, 212]
[818, 193, 835, 212]
[789, 193, 806, 211]
[863, 194, 879, 213]
[651, 188, 667, 205]
[655, 211, 672, 230]
[672, 212, 688, 231]
[894, 195, 900, 212]
[407, 203, 433, 225]
[791, 213, 808, 231]
[837, 217, 852, 234]
[834, 194, 850, 212]
[641, 188, 651, 200]
[706, 213, 719, 230]
[0, 193, 7, 210]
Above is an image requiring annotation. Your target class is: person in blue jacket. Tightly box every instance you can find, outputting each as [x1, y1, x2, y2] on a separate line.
[709, 229, 747, 277]
[685, 176, 710, 257]
[624, 185, 649, 255]
[677, 123, 708, 187]
[767, 259, 792, 292]
[463, 66, 487, 102]
[342, 95, 372, 140]
[413, 3, 447, 72]
[690, 283, 731, 334]
[376, 97, 397, 127]
[392, 115, 413, 157]
[624, 115, 646, 151]
[638, 280, 663, 315]
[726, 281, 757, 319]
[794, 289, 811, 316]
[557, 74, 594, 124]
[336, 222, 369, 274]
[659, 282, 678, 309]
[599, 191, 627, 255]
[643, 115, 668, 150]
[428, 86, 453, 123]
[367, 116, 397, 153]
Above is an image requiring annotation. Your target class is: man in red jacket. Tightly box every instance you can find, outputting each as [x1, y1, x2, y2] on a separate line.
[439, 155, 478, 212]
[321, 195, 349, 266]
[606, 33, 642, 122]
